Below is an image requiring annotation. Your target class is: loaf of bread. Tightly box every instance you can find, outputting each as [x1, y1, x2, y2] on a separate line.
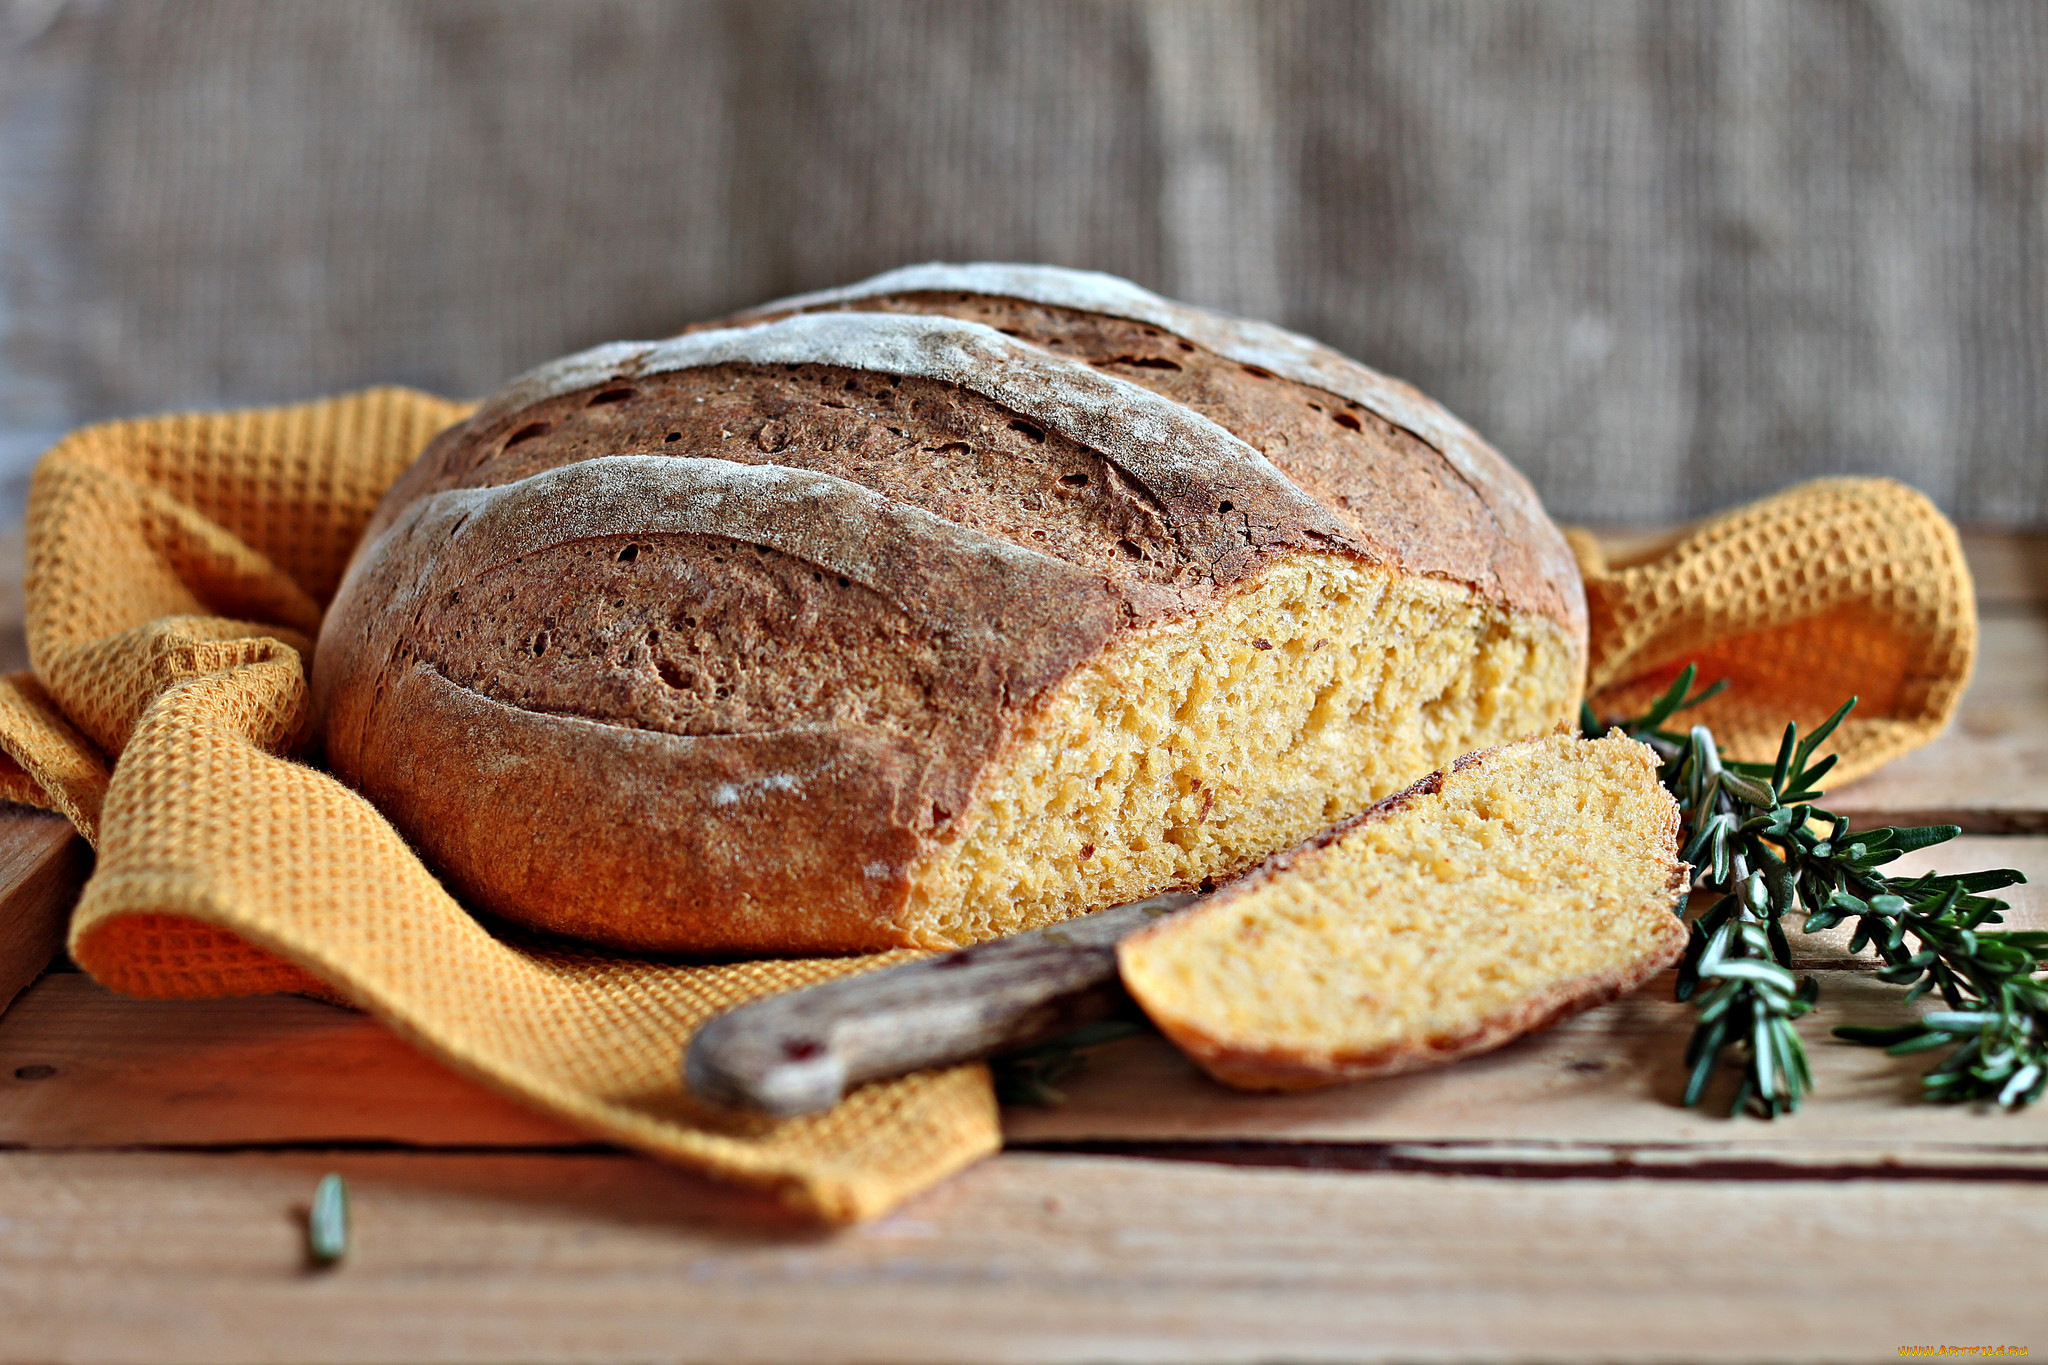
[313, 264, 1587, 954]
[1117, 732, 1690, 1090]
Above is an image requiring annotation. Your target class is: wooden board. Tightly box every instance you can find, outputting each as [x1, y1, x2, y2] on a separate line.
[15, 961, 2048, 1183]
[1957, 530, 2048, 612]
[0, 805, 88, 1018]
[1828, 614, 2048, 832]
[3, 1150, 2045, 1365]
[0, 975, 586, 1149]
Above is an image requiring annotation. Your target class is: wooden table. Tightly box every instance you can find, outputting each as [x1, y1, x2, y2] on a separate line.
[2, 535, 2045, 1364]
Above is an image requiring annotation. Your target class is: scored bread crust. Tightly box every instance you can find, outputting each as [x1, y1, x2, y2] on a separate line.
[314, 266, 1589, 954]
[1116, 735, 1692, 1091]
[732, 263, 1584, 640]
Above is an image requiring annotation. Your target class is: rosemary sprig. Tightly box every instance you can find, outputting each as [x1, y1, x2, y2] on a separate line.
[1585, 666, 2033, 1116]
[1825, 886, 2048, 1107]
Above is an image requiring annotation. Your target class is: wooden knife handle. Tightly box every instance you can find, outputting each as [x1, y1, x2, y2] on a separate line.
[683, 892, 1197, 1116]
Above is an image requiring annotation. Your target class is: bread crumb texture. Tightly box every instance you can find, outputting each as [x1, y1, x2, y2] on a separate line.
[1116, 732, 1688, 1090]
[905, 554, 1575, 945]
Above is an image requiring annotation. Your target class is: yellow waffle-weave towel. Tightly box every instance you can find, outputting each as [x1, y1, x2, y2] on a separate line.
[1571, 477, 1976, 777]
[0, 388, 998, 1224]
[0, 390, 1976, 1222]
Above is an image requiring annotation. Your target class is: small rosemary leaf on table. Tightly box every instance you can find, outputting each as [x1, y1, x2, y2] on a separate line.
[307, 1172, 350, 1268]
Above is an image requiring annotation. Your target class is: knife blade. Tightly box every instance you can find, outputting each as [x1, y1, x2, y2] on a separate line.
[683, 890, 1199, 1117]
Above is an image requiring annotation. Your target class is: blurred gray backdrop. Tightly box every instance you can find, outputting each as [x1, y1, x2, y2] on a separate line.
[1, 0, 2043, 525]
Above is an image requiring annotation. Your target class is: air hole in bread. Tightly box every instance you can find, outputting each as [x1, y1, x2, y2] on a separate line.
[505, 422, 550, 448]
[590, 387, 637, 405]
[1218, 500, 1235, 513]
[1332, 412, 1363, 432]
[1061, 473, 1090, 488]
[616, 544, 640, 563]
[1241, 364, 1275, 379]
[1008, 420, 1045, 443]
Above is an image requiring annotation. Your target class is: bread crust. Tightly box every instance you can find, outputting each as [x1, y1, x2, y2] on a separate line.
[735, 263, 1584, 640]
[1116, 736, 1692, 1090]
[322, 457, 1128, 950]
[314, 271, 1589, 952]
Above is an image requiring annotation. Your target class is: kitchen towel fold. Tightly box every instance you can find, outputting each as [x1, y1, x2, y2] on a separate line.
[0, 387, 999, 1224]
[0, 388, 1975, 1221]
[1572, 476, 1976, 779]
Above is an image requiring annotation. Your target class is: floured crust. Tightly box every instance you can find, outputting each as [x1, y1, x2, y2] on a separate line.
[320, 456, 1125, 951]
[734, 263, 1584, 639]
[1116, 736, 1691, 1090]
[316, 271, 1588, 953]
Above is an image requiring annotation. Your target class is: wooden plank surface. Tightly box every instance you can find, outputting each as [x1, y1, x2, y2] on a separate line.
[4, 1149, 2045, 1365]
[1828, 614, 2048, 832]
[0, 805, 87, 1018]
[1957, 530, 2048, 612]
[0, 975, 585, 1149]
[16, 962, 2048, 1180]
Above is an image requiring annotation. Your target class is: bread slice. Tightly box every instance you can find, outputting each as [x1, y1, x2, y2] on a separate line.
[1116, 732, 1690, 1090]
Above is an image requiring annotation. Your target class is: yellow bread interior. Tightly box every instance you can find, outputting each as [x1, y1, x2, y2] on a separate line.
[901, 551, 1582, 945]
[1115, 732, 1688, 1090]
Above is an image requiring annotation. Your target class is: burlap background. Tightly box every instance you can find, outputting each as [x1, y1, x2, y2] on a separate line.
[3, 2, 2044, 528]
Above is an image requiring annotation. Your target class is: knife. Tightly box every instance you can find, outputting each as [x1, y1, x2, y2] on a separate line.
[683, 890, 1199, 1117]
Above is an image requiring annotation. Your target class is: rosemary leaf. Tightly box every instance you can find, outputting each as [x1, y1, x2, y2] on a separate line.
[308, 1172, 350, 1267]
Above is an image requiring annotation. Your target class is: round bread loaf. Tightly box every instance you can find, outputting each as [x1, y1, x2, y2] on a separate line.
[313, 264, 1588, 954]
